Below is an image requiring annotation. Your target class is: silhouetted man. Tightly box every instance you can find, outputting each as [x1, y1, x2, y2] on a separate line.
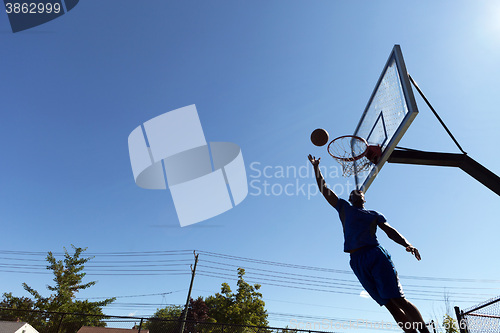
[308, 154, 430, 333]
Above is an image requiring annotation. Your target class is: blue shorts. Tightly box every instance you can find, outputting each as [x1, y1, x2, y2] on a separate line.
[349, 245, 404, 306]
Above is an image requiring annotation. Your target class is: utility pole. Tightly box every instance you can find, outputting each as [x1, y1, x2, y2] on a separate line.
[180, 251, 199, 333]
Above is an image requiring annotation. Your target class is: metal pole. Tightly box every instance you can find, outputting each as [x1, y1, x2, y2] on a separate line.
[138, 318, 144, 333]
[388, 149, 500, 196]
[56, 313, 65, 333]
[455, 306, 467, 333]
[180, 252, 199, 333]
[408, 74, 467, 155]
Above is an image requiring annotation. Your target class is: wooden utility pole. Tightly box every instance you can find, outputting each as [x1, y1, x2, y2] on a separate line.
[180, 252, 199, 333]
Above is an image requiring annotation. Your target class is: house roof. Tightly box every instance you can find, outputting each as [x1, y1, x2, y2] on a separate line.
[77, 327, 148, 333]
[0, 321, 28, 333]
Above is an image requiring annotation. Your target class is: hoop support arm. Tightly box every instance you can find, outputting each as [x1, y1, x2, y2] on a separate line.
[388, 149, 500, 196]
[408, 75, 467, 155]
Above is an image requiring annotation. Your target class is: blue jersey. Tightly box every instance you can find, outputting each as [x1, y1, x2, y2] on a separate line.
[334, 199, 387, 252]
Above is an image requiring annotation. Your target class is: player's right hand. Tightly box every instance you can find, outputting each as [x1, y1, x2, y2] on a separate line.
[308, 154, 320, 167]
[406, 246, 421, 261]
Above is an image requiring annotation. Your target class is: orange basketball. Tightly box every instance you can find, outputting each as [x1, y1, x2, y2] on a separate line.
[310, 128, 329, 146]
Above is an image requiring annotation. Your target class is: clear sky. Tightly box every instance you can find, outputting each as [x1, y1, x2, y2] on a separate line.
[1, 1, 500, 332]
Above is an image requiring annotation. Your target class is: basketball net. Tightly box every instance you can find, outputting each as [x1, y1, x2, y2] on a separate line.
[327, 136, 382, 177]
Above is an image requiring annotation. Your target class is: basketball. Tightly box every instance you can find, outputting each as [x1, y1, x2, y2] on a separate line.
[310, 128, 329, 146]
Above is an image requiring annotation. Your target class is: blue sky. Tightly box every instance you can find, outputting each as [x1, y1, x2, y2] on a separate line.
[1, 1, 500, 332]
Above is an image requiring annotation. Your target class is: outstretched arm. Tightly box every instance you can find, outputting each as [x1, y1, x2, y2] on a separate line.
[379, 222, 421, 261]
[308, 154, 338, 208]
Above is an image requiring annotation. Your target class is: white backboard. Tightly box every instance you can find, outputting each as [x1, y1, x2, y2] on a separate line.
[353, 45, 419, 191]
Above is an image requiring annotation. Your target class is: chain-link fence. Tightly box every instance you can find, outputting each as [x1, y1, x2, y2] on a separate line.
[0, 308, 334, 333]
[455, 295, 500, 333]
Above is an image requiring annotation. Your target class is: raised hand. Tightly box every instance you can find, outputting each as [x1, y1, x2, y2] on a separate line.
[308, 154, 321, 167]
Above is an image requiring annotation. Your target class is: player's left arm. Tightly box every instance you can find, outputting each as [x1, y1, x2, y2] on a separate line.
[379, 222, 421, 261]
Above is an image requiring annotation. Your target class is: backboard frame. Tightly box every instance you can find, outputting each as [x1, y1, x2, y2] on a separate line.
[353, 45, 419, 191]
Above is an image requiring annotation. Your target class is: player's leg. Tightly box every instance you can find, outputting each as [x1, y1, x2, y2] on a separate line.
[384, 301, 417, 333]
[369, 246, 428, 332]
[389, 298, 430, 333]
[350, 247, 427, 332]
[350, 247, 410, 331]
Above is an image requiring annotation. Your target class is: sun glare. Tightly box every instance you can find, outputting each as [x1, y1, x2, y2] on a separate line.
[485, 3, 500, 35]
[360, 291, 371, 299]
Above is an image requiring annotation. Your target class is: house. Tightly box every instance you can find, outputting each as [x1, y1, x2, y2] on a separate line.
[77, 327, 149, 333]
[0, 321, 39, 333]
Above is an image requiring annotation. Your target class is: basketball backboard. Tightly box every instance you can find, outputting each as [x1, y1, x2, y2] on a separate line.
[353, 45, 419, 191]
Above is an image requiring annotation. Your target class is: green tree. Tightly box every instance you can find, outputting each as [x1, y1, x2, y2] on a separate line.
[0, 245, 115, 333]
[0, 294, 40, 326]
[144, 305, 183, 333]
[145, 297, 215, 333]
[443, 314, 459, 333]
[183, 297, 216, 333]
[205, 268, 268, 327]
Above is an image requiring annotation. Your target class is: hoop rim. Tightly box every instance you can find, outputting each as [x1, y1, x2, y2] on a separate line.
[327, 135, 369, 162]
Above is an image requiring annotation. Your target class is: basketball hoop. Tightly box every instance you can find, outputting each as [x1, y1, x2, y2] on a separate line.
[327, 135, 382, 177]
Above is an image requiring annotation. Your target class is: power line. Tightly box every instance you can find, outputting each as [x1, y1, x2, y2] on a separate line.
[195, 263, 498, 301]
[3, 248, 499, 284]
[1, 248, 498, 301]
[197, 250, 500, 284]
[195, 271, 495, 303]
[77, 290, 186, 300]
[0, 249, 194, 256]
